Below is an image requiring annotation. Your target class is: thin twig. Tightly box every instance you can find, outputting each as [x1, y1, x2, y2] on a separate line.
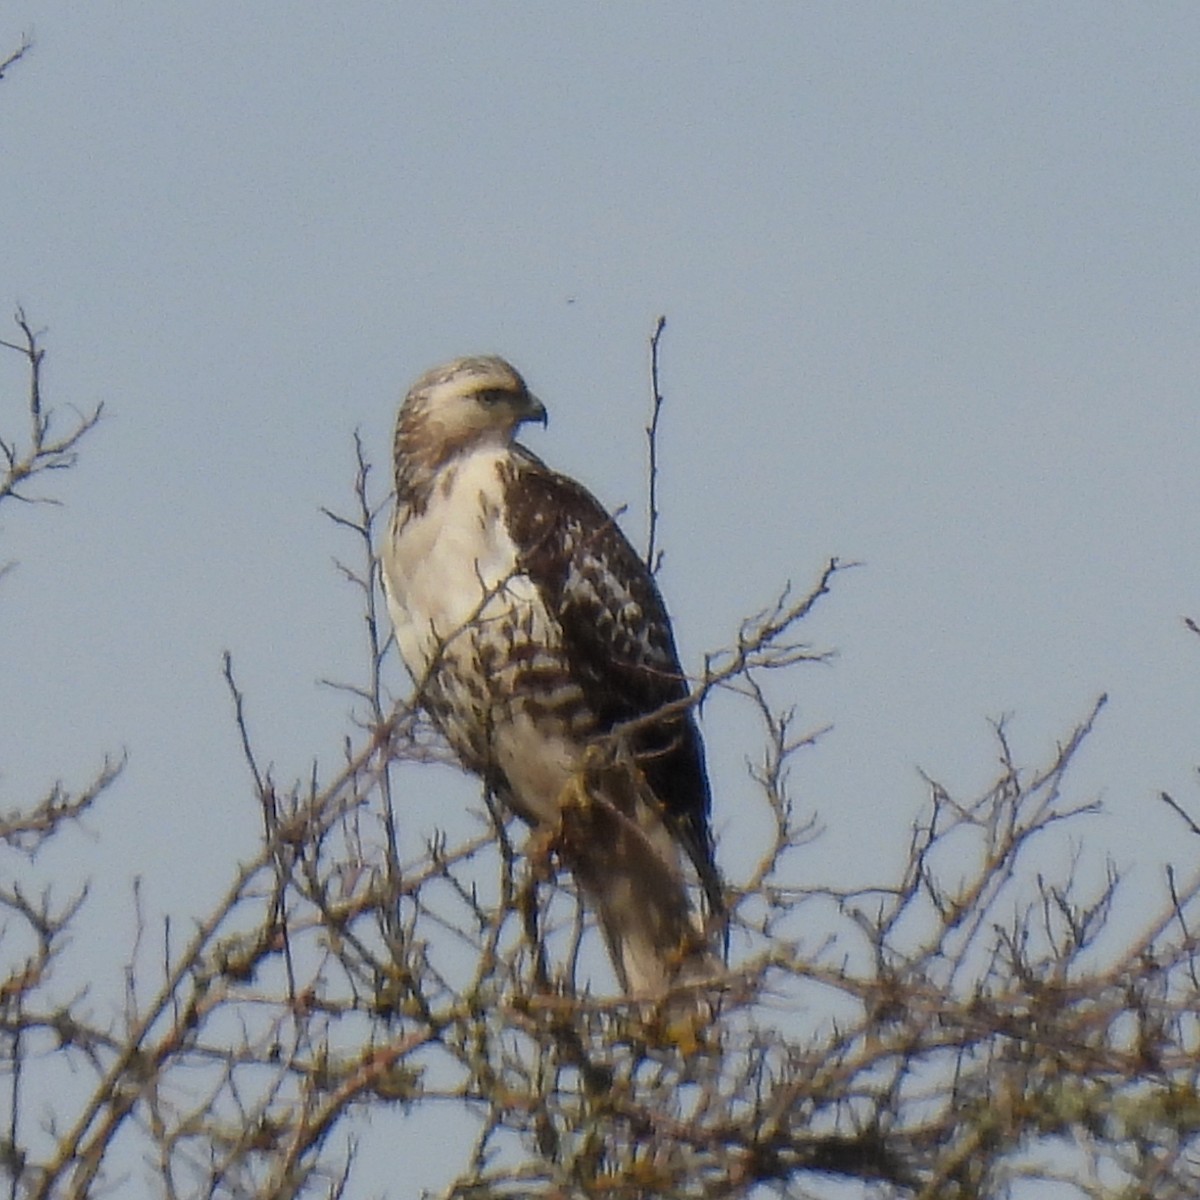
[645, 314, 667, 575]
[0, 310, 104, 508]
[0, 33, 31, 81]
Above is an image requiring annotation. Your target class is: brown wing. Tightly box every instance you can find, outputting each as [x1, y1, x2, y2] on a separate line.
[503, 449, 722, 918]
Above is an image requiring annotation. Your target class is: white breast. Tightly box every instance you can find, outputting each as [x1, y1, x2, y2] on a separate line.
[382, 448, 540, 685]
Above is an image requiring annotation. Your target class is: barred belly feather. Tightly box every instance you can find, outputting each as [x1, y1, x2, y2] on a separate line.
[384, 447, 593, 827]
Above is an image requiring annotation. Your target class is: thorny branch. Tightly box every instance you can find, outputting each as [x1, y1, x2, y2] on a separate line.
[319, 428, 404, 907]
[645, 314, 667, 576]
[1, 314, 125, 1200]
[0, 33, 32, 82]
[0, 310, 103, 511]
[6, 326, 1200, 1199]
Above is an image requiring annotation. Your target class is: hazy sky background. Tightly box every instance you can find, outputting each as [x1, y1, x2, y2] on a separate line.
[2, 5, 1199, 1195]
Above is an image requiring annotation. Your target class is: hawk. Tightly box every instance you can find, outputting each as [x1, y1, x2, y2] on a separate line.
[381, 356, 723, 997]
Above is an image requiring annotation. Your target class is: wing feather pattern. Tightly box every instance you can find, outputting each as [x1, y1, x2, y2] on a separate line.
[502, 449, 723, 923]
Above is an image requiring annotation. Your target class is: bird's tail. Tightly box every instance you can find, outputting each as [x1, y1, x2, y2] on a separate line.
[559, 758, 722, 1001]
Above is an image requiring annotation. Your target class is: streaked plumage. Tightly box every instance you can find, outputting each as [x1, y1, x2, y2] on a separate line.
[381, 356, 722, 996]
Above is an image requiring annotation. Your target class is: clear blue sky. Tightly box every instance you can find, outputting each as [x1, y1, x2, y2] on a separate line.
[2, 6, 1198, 1194]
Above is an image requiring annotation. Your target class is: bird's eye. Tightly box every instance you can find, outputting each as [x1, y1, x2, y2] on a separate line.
[478, 388, 512, 406]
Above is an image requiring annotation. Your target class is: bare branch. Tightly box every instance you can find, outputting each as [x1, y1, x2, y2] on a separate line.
[0, 754, 125, 853]
[1161, 789, 1200, 838]
[0, 32, 32, 81]
[644, 314, 667, 575]
[10, 338, 1200, 1200]
[0, 311, 104, 510]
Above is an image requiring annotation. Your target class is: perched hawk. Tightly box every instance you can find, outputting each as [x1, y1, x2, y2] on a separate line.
[381, 356, 723, 997]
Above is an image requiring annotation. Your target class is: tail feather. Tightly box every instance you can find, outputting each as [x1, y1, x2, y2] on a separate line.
[559, 761, 721, 998]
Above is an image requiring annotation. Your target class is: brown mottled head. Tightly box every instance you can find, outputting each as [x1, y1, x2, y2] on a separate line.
[393, 356, 547, 505]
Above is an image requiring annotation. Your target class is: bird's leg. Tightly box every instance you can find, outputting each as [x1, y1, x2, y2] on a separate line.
[560, 744, 607, 811]
[510, 760, 598, 993]
[516, 868, 550, 992]
[648, 991, 717, 1056]
[523, 821, 561, 875]
[550, 744, 611, 852]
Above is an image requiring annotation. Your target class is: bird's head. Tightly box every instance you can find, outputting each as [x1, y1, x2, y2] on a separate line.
[402, 355, 546, 446]
[393, 356, 547, 503]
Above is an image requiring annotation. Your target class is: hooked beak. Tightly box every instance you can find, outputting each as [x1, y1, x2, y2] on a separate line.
[521, 392, 548, 428]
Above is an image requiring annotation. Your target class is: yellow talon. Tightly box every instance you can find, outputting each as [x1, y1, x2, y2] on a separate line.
[558, 770, 593, 814]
